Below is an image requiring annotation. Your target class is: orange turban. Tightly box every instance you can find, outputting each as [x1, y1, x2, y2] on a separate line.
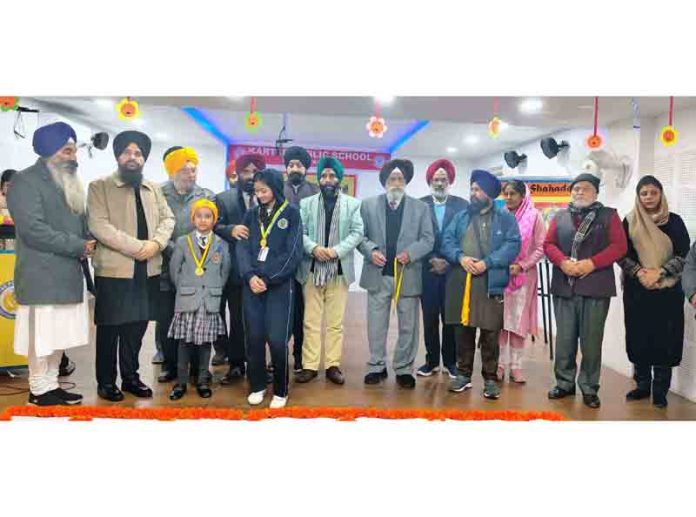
[164, 147, 199, 177]
[190, 198, 218, 224]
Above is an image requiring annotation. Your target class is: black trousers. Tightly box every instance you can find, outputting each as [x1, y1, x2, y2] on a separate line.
[455, 326, 500, 381]
[215, 282, 246, 369]
[421, 273, 456, 368]
[291, 279, 304, 367]
[96, 321, 149, 387]
[635, 363, 673, 397]
[244, 281, 293, 397]
[177, 342, 212, 385]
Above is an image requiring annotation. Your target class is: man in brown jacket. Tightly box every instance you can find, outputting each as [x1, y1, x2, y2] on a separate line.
[88, 130, 175, 402]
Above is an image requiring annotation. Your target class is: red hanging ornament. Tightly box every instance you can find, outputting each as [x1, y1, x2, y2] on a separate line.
[245, 97, 263, 132]
[488, 98, 502, 138]
[660, 96, 679, 147]
[116, 97, 140, 119]
[585, 97, 604, 150]
[366, 100, 388, 138]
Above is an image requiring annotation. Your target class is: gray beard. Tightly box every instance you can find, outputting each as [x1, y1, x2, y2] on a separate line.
[386, 188, 405, 204]
[48, 163, 86, 215]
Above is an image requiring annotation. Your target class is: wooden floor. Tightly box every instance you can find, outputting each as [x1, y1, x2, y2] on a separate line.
[1, 292, 696, 421]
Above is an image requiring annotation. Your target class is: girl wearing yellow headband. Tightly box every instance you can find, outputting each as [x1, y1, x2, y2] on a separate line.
[166, 198, 230, 400]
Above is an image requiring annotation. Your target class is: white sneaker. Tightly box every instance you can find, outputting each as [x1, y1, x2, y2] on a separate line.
[269, 395, 288, 409]
[247, 390, 266, 406]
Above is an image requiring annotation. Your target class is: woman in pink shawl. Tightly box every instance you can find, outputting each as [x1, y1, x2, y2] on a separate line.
[498, 181, 546, 383]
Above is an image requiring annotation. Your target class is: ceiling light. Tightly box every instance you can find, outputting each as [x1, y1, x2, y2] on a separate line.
[374, 95, 395, 105]
[93, 98, 114, 109]
[464, 135, 479, 145]
[519, 98, 544, 114]
[447, 147, 458, 153]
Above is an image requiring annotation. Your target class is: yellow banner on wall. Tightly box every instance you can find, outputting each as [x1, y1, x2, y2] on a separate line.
[0, 252, 25, 368]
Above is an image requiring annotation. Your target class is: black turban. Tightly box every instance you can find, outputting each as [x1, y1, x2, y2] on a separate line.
[379, 159, 414, 186]
[113, 130, 152, 161]
[283, 146, 311, 169]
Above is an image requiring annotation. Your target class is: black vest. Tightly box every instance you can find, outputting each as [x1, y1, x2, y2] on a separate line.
[550, 207, 617, 298]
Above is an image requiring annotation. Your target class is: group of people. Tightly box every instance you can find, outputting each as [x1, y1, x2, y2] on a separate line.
[5, 120, 696, 410]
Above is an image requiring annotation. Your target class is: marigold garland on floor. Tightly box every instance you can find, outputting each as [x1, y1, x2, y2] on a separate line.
[0, 405, 566, 422]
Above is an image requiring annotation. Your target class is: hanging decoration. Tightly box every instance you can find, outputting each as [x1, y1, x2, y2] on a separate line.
[116, 97, 140, 120]
[244, 97, 263, 132]
[366, 99, 388, 138]
[660, 96, 679, 147]
[585, 96, 604, 150]
[0, 97, 19, 112]
[488, 98, 502, 138]
[631, 97, 640, 130]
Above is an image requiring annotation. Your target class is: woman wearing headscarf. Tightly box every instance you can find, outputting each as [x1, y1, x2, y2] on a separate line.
[619, 175, 690, 408]
[498, 180, 546, 383]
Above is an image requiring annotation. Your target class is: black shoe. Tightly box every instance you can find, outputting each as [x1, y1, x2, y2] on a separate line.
[196, 383, 213, 398]
[158, 370, 177, 383]
[169, 384, 187, 401]
[50, 388, 83, 405]
[326, 366, 345, 385]
[58, 354, 76, 377]
[364, 369, 388, 385]
[626, 388, 651, 401]
[582, 394, 601, 409]
[28, 391, 69, 406]
[121, 379, 153, 398]
[97, 384, 124, 402]
[211, 353, 228, 366]
[548, 386, 576, 399]
[295, 369, 318, 383]
[653, 394, 668, 408]
[396, 374, 416, 389]
[220, 366, 245, 385]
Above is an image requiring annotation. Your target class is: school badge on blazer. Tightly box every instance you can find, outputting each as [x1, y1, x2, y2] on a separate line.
[277, 218, 288, 230]
[212, 252, 221, 264]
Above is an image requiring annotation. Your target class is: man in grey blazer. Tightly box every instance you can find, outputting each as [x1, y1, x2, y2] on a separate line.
[358, 159, 434, 388]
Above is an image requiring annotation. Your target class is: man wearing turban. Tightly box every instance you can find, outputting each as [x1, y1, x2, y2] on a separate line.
[7, 121, 93, 406]
[441, 169, 520, 400]
[87, 130, 175, 402]
[155, 146, 216, 384]
[357, 159, 434, 389]
[283, 146, 319, 373]
[214, 153, 266, 383]
[417, 159, 469, 379]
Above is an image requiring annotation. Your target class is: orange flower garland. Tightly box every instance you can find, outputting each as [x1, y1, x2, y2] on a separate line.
[0, 405, 566, 422]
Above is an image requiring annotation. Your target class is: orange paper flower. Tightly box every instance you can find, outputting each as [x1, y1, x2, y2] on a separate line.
[488, 116, 501, 138]
[245, 112, 263, 132]
[366, 116, 388, 138]
[586, 133, 604, 150]
[660, 125, 679, 147]
[116, 98, 140, 119]
[0, 96, 18, 112]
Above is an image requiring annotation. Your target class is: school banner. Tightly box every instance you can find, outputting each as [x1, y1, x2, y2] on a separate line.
[0, 252, 25, 368]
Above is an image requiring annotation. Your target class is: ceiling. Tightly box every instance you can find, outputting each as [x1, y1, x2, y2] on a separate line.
[21, 96, 696, 160]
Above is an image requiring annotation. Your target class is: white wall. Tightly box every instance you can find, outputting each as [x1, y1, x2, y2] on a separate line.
[0, 112, 227, 194]
[472, 110, 696, 402]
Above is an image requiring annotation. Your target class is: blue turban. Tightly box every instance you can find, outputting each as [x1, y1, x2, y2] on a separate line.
[470, 169, 502, 199]
[32, 122, 77, 158]
[317, 156, 345, 181]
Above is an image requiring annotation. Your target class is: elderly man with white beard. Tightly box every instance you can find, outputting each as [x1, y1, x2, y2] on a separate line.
[357, 159, 434, 389]
[7, 121, 95, 406]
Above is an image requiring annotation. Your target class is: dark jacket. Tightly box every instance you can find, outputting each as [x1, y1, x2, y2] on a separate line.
[169, 231, 231, 313]
[420, 194, 469, 277]
[440, 203, 521, 296]
[214, 186, 251, 285]
[6, 159, 89, 305]
[236, 202, 303, 287]
[284, 180, 319, 207]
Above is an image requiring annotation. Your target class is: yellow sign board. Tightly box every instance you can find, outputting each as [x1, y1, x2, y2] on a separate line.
[0, 252, 26, 368]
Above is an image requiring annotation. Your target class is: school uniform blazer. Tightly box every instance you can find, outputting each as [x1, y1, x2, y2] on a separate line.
[357, 194, 435, 296]
[296, 193, 364, 286]
[169, 231, 231, 313]
[236, 202, 303, 288]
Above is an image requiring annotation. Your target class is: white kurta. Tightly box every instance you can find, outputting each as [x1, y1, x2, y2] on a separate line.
[13, 290, 90, 358]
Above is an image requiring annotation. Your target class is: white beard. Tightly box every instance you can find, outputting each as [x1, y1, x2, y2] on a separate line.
[430, 185, 449, 202]
[386, 187, 405, 205]
[49, 165, 86, 215]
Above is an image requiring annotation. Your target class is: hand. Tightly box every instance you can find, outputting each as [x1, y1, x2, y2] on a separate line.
[574, 259, 596, 278]
[249, 275, 267, 294]
[231, 225, 250, 240]
[639, 268, 661, 289]
[84, 240, 97, 258]
[371, 250, 387, 267]
[560, 259, 579, 277]
[429, 257, 448, 275]
[510, 264, 523, 276]
[459, 256, 478, 275]
[312, 246, 332, 262]
[134, 241, 160, 261]
[691, 294, 696, 307]
[472, 260, 487, 275]
[396, 251, 410, 265]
